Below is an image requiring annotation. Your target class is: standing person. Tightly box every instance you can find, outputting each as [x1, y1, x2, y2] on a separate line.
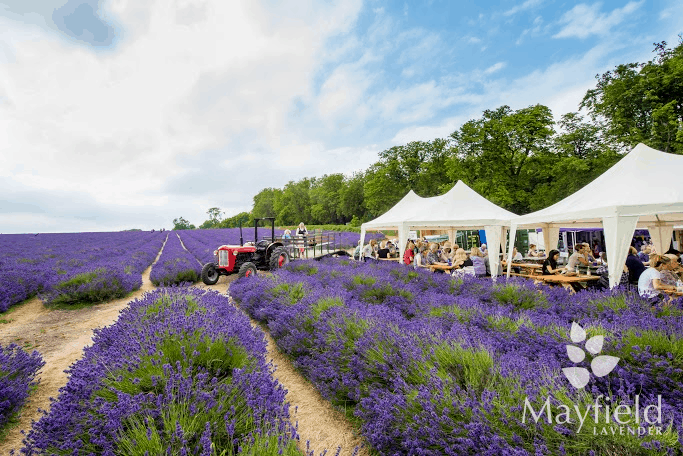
[296, 222, 309, 255]
[404, 241, 415, 265]
[362, 239, 377, 262]
[283, 229, 292, 239]
[480, 243, 487, 255]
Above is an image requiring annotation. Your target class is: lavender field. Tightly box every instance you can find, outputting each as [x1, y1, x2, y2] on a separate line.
[232, 258, 683, 455]
[0, 344, 44, 435]
[21, 287, 302, 455]
[0, 228, 381, 313]
[0, 231, 166, 312]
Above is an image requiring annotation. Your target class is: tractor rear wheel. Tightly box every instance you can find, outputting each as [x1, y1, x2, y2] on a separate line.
[201, 263, 220, 285]
[269, 247, 290, 271]
[238, 262, 258, 278]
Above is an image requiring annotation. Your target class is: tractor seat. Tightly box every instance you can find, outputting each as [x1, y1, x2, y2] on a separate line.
[256, 240, 269, 248]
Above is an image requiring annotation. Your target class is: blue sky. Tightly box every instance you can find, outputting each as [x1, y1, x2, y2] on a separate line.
[0, 0, 681, 233]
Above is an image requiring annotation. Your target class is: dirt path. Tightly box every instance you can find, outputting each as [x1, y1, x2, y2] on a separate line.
[1, 241, 368, 456]
[0, 234, 168, 455]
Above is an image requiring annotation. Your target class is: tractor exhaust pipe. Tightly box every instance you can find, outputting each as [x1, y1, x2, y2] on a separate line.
[239, 220, 244, 246]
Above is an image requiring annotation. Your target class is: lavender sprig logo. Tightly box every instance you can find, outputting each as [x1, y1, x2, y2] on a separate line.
[562, 322, 620, 389]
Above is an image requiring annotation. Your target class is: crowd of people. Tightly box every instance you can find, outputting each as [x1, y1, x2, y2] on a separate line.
[359, 238, 499, 277]
[358, 235, 683, 302]
[540, 241, 683, 300]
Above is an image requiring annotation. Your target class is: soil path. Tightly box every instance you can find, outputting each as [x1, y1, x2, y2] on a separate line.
[0, 234, 169, 455]
[1, 239, 367, 456]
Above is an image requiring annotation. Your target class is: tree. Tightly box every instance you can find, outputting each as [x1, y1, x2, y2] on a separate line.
[364, 139, 452, 217]
[273, 179, 312, 225]
[309, 174, 345, 224]
[581, 36, 683, 154]
[219, 212, 252, 228]
[339, 172, 368, 222]
[172, 217, 195, 230]
[447, 104, 555, 214]
[252, 188, 281, 219]
[199, 207, 224, 229]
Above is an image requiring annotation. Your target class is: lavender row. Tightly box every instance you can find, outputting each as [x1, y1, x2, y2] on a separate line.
[231, 259, 682, 455]
[150, 233, 202, 286]
[21, 288, 302, 455]
[0, 344, 44, 434]
[0, 231, 166, 311]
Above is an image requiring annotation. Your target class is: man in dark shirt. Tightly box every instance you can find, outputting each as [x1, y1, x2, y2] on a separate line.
[625, 246, 646, 284]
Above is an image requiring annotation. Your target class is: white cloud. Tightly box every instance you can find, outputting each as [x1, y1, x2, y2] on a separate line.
[466, 36, 482, 44]
[0, 0, 364, 231]
[553, 1, 644, 39]
[484, 62, 506, 74]
[504, 0, 543, 17]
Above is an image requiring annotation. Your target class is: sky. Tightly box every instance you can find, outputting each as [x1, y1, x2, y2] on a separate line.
[0, 0, 681, 233]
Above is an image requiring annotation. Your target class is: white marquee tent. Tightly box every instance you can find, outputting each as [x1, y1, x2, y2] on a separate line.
[360, 181, 517, 277]
[506, 143, 683, 288]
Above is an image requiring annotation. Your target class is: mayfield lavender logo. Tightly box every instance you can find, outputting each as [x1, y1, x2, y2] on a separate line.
[563, 322, 619, 389]
[523, 322, 665, 436]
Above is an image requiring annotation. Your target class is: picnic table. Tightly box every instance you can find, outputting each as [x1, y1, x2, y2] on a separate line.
[377, 257, 401, 262]
[533, 274, 600, 292]
[502, 261, 543, 276]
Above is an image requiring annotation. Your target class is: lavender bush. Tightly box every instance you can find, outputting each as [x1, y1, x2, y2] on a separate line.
[0, 344, 44, 434]
[231, 258, 683, 455]
[0, 231, 165, 311]
[150, 233, 202, 286]
[21, 287, 301, 455]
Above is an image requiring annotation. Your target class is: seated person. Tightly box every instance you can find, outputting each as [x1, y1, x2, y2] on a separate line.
[542, 250, 562, 275]
[480, 243, 487, 255]
[638, 255, 677, 300]
[403, 241, 415, 265]
[469, 246, 487, 276]
[451, 248, 473, 269]
[638, 245, 651, 263]
[511, 247, 524, 262]
[424, 243, 443, 266]
[582, 243, 596, 263]
[414, 245, 428, 269]
[387, 241, 397, 256]
[625, 246, 646, 283]
[661, 254, 683, 284]
[440, 242, 453, 263]
[527, 244, 540, 257]
[566, 244, 589, 272]
[377, 241, 391, 259]
[362, 239, 377, 261]
[595, 253, 629, 289]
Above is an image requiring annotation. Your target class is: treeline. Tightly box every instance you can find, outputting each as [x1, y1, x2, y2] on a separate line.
[175, 37, 682, 231]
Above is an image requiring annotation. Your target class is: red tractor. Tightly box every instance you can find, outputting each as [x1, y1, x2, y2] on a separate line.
[201, 217, 291, 284]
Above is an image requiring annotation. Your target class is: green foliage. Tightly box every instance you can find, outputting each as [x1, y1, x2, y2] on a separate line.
[581, 37, 683, 154]
[172, 216, 196, 230]
[492, 284, 548, 309]
[49, 269, 127, 307]
[270, 282, 306, 305]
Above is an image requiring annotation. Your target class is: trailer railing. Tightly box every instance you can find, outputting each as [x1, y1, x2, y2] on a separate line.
[261, 230, 343, 260]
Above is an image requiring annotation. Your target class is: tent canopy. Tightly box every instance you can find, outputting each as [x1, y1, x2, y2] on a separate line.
[507, 143, 683, 288]
[512, 143, 683, 229]
[360, 181, 517, 277]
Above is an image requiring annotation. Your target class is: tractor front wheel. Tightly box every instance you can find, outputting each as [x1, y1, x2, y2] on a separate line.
[269, 247, 290, 271]
[201, 263, 220, 285]
[238, 262, 258, 278]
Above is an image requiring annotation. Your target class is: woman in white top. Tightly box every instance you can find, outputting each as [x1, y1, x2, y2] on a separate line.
[638, 255, 677, 299]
